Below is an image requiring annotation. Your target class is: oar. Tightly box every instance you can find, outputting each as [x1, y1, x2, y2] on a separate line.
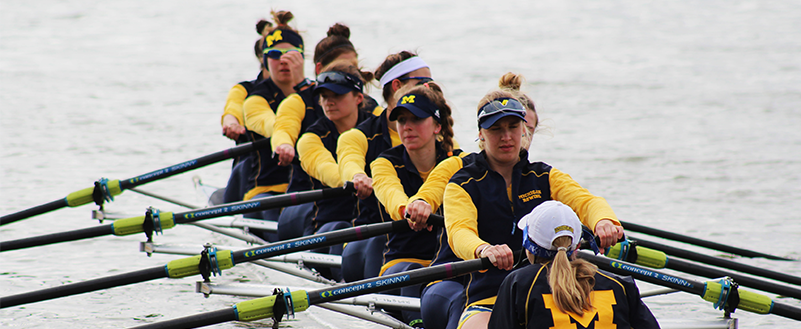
[630, 235, 801, 287]
[578, 251, 801, 321]
[0, 184, 353, 252]
[0, 138, 271, 226]
[620, 220, 793, 261]
[130, 256, 492, 329]
[0, 214, 445, 308]
[604, 239, 801, 299]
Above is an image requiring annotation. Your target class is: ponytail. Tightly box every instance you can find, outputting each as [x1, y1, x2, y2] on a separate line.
[547, 236, 597, 315]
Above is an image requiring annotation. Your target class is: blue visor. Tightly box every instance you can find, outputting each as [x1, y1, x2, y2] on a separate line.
[477, 98, 527, 129]
[314, 71, 363, 95]
[390, 93, 441, 122]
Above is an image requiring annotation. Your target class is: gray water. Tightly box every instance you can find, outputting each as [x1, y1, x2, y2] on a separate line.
[2, 0, 800, 327]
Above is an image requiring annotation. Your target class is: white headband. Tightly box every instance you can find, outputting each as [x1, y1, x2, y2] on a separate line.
[378, 57, 429, 87]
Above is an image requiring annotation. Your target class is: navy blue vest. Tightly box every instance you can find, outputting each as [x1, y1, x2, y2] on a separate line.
[352, 112, 395, 226]
[376, 143, 461, 263]
[448, 151, 553, 305]
[304, 110, 372, 228]
[245, 78, 290, 193]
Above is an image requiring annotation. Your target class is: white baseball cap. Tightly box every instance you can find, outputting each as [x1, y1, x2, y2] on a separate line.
[518, 200, 582, 254]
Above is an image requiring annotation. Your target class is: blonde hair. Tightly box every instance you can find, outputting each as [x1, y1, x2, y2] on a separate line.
[546, 236, 598, 315]
[477, 72, 538, 152]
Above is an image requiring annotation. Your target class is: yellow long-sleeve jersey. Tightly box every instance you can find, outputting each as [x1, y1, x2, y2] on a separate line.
[443, 151, 619, 306]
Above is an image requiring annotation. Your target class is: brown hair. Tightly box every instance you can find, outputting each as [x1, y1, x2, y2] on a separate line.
[392, 82, 455, 153]
[546, 236, 598, 315]
[253, 19, 274, 60]
[320, 60, 375, 93]
[268, 10, 297, 33]
[314, 23, 357, 67]
[374, 51, 418, 104]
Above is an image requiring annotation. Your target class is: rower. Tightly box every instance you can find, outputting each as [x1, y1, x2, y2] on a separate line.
[238, 10, 305, 239]
[370, 83, 459, 327]
[273, 23, 376, 241]
[219, 18, 273, 204]
[443, 82, 625, 329]
[411, 73, 539, 329]
[296, 61, 374, 281]
[337, 52, 435, 283]
[488, 201, 659, 329]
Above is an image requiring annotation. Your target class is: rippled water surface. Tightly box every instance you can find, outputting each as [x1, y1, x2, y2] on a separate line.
[2, 0, 800, 328]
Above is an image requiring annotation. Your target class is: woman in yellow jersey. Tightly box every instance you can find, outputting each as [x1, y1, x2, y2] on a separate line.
[488, 201, 658, 329]
[238, 11, 305, 237]
[338, 51, 435, 283]
[296, 61, 374, 281]
[444, 86, 625, 329]
[274, 23, 376, 240]
[411, 73, 537, 329]
[371, 83, 457, 327]
[220, 19, 272, 204]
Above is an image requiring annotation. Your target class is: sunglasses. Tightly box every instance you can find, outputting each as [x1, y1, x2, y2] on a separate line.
[263, 47, 304, 60]
[398, 76, 434, 85]
[477, 98, 527, 122]
[317, 71, 364, 92]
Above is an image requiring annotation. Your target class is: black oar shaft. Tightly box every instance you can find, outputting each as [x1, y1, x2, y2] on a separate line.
[232, 219, 410, 263]
[133, 257, 490, 329]
[580, 252, 801, 321]
[0, 225, 113, 252]
[0, 199, 68, 226]
[172, 184, 353, 224]
[0, 266, 166, 308]
[665, 256, 801, 299]
[620, 220, 791, 260]
[118, 138, 270, 190]
[0, 139, 271, 226]
[772, 303, 801, 321]
[0, 214, 422, 308]
[308, 257, 489, 305]
[634, 237, 801, 286]
[0, 185, 354, 252]
[133, 309, 237, 329]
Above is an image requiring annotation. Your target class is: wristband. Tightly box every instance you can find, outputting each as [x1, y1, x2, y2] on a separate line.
[293, 78, 314, 92]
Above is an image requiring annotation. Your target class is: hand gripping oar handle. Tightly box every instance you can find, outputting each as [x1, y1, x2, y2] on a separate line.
[0, 204, 434, 308]
[620, 220, 792, 261]
[130, 257, 494, 329]
[578, 251, 801, 321]
[0, 183, 355, 252]
[0, 138, 272, 226]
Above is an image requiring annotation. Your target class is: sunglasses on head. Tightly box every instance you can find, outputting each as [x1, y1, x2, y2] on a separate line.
[317, 71, 364, 92]
[263, 47, 304, 60]
[477, 98, 527, 122]
[398, 76, 434, 86]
